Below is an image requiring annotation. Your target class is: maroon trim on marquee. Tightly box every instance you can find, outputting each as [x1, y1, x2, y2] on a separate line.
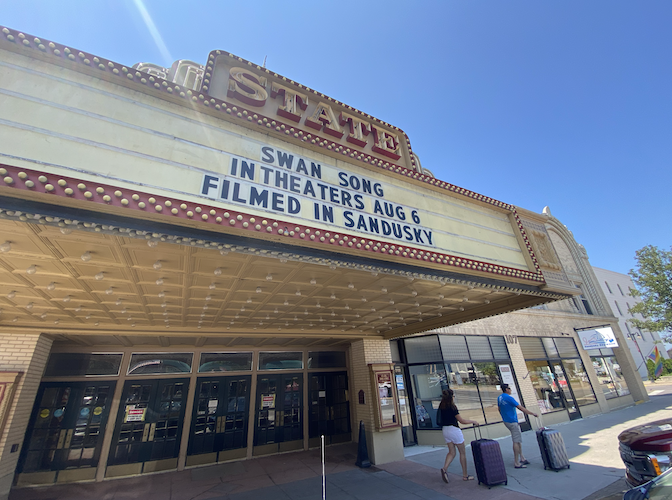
[0, 163, 544, 283]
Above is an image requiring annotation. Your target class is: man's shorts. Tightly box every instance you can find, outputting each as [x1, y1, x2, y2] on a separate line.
[442, 425, 465, 445]
[504, 421, 522, 443]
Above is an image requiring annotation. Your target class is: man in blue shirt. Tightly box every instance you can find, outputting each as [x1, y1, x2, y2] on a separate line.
[497, 384, 538, 468]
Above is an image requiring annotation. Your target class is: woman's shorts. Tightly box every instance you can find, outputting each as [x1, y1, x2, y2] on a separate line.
[442, 425, 465, 444]
[504, 421, 522, 443]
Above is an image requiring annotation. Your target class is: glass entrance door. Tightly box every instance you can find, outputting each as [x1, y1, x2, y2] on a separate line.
[107, 378, 189, 476]
[308, 371, 350, 447]
[17, 381, 115, 484]
[186, 375, 251, 466]
[253, 373, 303, 455]
[394, 365, 416, 446]
[552, 362, 581, 420]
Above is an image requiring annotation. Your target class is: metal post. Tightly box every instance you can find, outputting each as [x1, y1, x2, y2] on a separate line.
[321, 434, 326, 500]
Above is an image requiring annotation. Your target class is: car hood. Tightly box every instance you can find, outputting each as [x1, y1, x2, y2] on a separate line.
[619, 418, 672, 452]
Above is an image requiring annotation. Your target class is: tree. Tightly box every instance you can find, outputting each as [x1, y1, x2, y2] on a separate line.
[628, 245, 672, 334]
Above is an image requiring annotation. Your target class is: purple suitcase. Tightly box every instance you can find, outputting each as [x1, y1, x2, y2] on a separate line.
[536, 427, 570, 471]
[471, 427, 507, 488]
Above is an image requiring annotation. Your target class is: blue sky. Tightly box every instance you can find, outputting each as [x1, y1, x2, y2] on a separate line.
[2, 1, 670, 276]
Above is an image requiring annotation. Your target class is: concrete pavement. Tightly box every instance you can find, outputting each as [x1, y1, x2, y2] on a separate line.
[10, 380, 672, 500]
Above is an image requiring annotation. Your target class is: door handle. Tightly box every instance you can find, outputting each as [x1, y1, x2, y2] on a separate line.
[148, 423, 156, 441]
[142, 423, 151, 442]
[56, 429, 67, 449]
[216, 416, 223, 433]
[64, 429, 74, 448]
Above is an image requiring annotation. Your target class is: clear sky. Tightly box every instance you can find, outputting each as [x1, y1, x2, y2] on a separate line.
[2, 1, 670, 275]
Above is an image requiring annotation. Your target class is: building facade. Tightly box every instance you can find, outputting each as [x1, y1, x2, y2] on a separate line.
[0, 26, 646, 499]
[390, 208, 647, 447]
[592, 266, 668, 379]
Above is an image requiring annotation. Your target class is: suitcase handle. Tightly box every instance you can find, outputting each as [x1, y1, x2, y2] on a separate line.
[472, 424, 485, 440]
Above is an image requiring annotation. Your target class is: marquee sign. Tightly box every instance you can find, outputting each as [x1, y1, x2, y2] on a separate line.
[205, 52, 417, 172]
[0, 26, 547, 285]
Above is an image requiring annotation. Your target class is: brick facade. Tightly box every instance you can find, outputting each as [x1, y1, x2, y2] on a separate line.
[0, 334, 52, 500]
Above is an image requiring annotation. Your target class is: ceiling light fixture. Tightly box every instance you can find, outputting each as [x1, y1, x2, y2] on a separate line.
[95, 272, 104, 280]
[153, 261, 162, 270]
[7, 291, 16, 299]
[0, 241, 11, 252]
[80, 251, 92, 262]
[214, 268, 222, 276]
[60, 227, 72, 235]
[209, 283, 216, 290]
[47, 282, 56, 291]
[266, 274, 273, 281]
[26, 265, 37, 275]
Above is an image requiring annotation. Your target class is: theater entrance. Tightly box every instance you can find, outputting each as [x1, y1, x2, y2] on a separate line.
[308, 372, 351, 447]
[106, 378, 189, 477]
[17, 381, 116, 485]
[186, 375, 251, 466]
[253, 373, 303, 456]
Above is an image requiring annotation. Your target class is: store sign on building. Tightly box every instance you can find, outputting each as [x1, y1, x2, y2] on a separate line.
[578, 326, 618, 350]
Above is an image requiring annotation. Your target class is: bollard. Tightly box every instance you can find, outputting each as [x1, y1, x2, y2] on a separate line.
[355, 420, 371, 468]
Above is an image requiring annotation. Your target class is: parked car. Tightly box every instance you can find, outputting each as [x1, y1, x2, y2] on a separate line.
[619, 418, 672, 487]
[623, 467, 672, 500]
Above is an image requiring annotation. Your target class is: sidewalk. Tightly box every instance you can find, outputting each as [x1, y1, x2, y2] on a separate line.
[11, 386, 672, 500]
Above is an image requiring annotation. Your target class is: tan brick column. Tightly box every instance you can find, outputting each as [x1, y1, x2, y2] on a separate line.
[350, 338, 403, 464]
[0, 333, 53, 500]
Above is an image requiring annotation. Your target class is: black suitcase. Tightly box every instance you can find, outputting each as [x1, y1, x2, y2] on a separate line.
[471, 426, 507, 488]
[536, 425, 570, 471]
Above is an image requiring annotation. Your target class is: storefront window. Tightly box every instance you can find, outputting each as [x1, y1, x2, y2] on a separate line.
[404, 335, 514, 429]
[562, 358, 597, 406]
[521, 337, 597, 414]
[473, 362, 502, 424]
[526, 360, 565, 414]
[591, 353, 630, 399]
[409, 363, 447, 428]
[445, 363, 481, 423]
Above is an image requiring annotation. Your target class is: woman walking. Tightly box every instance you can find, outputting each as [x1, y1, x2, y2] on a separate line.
[438, 388, 480, 483]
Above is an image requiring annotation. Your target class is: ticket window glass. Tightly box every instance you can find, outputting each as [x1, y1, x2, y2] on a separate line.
[187, 375, 251, 465]
[18, 382, 115, 479]
[253, 373, 303, 455]
[107, 378, 189, 473]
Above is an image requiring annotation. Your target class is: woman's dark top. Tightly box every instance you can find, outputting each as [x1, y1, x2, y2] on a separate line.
[439, 405, 460, 428]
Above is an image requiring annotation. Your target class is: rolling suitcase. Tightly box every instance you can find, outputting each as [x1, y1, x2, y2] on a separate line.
[471, 426, 507, 488]
[536, 417, 570, 471]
